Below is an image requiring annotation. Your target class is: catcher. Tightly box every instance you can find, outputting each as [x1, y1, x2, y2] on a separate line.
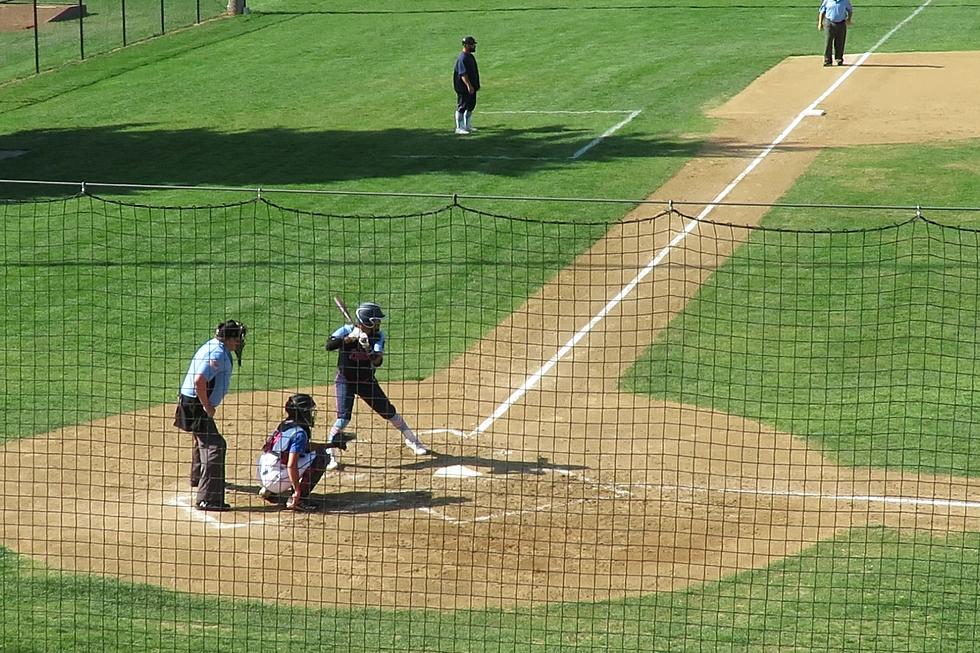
[323, 301, 428, 469]
[256, 393, 338, 511]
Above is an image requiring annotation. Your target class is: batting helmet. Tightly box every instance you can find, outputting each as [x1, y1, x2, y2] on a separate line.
[355, 302, 385, 326]
[462, 35, 477, 45]
[215, 319, 247, 341]
[285, 393, 317, 427]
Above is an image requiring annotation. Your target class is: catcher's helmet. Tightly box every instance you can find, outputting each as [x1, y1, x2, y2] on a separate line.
[285, 393, 317, 426]
[355, 302, 385, 326]
[462, 35, 477, 45]
[215, 319, 247, 341]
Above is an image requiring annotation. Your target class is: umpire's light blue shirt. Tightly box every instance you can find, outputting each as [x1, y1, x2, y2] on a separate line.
[820, 0, 852, 23]
[179, 338, 234, 406]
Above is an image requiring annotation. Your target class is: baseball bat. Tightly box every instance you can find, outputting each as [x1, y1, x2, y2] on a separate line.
[333, 295, 354, 324]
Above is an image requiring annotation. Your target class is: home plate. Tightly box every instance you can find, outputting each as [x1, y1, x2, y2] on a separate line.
[434, 465, 483, 478]
[805, 108, 826, 117]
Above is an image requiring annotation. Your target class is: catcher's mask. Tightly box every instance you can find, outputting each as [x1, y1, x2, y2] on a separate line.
[355, 302, 385, 328]
[285, 393, 317, 427]
[215, 319, 247, 365]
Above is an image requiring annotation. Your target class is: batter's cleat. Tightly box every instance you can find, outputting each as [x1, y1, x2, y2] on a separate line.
[836, 60, 844, 66]
[454, 127, 470, 135]
[196, 501, 231, 512]
[405, 438, 429, 455]
[258, 487, 281, 504]
[326, 453, 341, 471]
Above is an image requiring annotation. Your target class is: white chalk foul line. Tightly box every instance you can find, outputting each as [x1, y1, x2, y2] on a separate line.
[168, 493, 278, 530]
[571, 110, 642, 160]
[655, 483, 980, 511]
[470, 0, 932, 438]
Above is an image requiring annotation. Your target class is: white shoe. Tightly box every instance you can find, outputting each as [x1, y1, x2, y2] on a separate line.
[465, 125, 477, 132]
[405, 438, 429, 455]
[454, 127, 470, 135]
[326, 453, 340, 470]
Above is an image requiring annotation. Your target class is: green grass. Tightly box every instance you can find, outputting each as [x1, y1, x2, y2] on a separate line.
[625, 142, 980, 475]
[2, 1, 974, 211]
[3, 1, 980, 651]
[5, 527, 980, 652]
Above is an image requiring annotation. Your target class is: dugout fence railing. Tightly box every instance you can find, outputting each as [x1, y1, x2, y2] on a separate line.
[4, 184, 980, 652]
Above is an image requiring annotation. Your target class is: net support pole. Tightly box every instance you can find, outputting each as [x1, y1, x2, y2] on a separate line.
[32, 0, 40, 73]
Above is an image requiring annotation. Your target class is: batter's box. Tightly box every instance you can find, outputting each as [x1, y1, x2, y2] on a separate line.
[419, 460, 638, 525]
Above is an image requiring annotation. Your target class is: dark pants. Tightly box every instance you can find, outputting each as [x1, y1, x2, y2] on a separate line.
[192, 429, 227, 504]
[335, 372, 397, 421]
[824, 20, 847, 64]
[301, 448, 329, 498]
[456, 91, 477, 113]
[175, 395, 227, 504]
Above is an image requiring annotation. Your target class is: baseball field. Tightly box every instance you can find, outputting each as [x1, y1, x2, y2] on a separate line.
[3, 1, 980, 651]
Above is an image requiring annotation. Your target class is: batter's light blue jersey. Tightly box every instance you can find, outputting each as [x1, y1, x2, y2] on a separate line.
[820, 0, 852, 22]
[179, 337, 234, 406]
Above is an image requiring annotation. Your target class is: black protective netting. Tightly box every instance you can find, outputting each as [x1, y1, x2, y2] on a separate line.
[3, 193, 980, 652]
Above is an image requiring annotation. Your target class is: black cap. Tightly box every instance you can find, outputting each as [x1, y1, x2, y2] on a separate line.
[462, 35, 477, 45]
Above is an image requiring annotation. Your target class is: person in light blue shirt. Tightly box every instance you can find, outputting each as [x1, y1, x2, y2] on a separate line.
[819, 0, 853, 66]
[173, 320, 246, 511]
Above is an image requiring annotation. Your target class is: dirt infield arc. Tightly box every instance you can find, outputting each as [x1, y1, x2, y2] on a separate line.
[4, 52, 980, 611]
[0, 3, 85, 31]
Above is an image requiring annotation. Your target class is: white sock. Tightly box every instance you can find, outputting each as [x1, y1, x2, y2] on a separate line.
[390, 414, 421, 445]
[455, 110, 465, 130]
[463, 111, 473, 130]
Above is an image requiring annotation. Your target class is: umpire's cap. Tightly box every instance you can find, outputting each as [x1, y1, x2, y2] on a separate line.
[462, 35, 477, 45]
[215, 319, 247, 341]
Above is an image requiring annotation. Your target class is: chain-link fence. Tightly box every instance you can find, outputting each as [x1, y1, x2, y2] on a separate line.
[0, 0, 230, 83]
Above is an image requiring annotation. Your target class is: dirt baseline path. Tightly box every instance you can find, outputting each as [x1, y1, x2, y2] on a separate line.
[4, 52, 980, 611]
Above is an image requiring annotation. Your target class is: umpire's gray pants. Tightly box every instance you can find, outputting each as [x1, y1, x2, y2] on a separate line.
[193, 430, 227, 504]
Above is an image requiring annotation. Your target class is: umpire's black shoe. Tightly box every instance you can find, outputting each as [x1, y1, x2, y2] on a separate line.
[196, 501, 231, 512]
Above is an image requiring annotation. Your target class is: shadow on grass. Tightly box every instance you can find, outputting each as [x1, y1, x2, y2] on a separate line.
[0, 123, 824, 199]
